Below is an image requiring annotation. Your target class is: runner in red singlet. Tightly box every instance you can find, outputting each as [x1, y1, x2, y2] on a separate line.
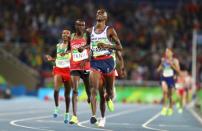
[69, 19, 91, 124]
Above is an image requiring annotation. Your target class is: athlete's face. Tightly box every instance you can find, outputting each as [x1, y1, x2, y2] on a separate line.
[75, 20, 85, 33]
[165, 48, 173, 58]
[96, 9, 107, 21]
[184, 71, 188, 76]
[62, 30, 70, 40]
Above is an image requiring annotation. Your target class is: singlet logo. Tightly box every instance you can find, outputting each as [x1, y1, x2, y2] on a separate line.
[71, 42, 86, 49]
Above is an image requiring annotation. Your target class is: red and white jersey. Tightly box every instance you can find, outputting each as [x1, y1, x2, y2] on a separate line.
[70, 33, 90, 71]
[175, 75, 185, 89]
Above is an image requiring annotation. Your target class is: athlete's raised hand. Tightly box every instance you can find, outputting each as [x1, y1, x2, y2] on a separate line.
[80, 59, 88, 69]
[78, 47, 84, 52]
[45, 55, 55, 61]
[59, 50, 71, 56]
[119, 68, 126, 78]
[97, 42, 109, 49]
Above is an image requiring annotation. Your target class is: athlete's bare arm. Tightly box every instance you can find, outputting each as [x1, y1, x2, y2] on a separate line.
[157, 58, 163, 72]
[86, 27, 93, 34]
[116, 51, 124, 70]
[170, 58, 181, 74]
[45, 54, 55, 62]
[78, 28, 92, 52]
[108, 27, 122, 51]
[116, 51, 126, 78]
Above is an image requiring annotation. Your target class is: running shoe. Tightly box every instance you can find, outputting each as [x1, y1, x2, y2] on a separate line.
[160, 107, 167, 116]
[167, 108, 173, 116]
[98, 117, 106, 127]
[64, 113, 70, 124]
[178, 108, 183, 114]
[90, 116, 97, 124]
[176, 102, 180, 109]
[53, 107, 59, 118]
[69, 115, 78, 124]
[107, 99, 114, 112]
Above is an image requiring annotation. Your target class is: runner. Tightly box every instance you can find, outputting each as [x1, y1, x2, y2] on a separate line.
[69, 19, 91, 124]
[112, 50, 126, 101]
[86, 9, 123, 127]
[45, 30, 71, 123]
[184, 70, 193, 104]
[175, 71, 186, 113]
[157, 48, 180, 116]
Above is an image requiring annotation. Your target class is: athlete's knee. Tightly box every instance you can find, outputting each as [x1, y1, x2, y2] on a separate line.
[162, 85, 168, 93]
[91, 88, 97, 97]
[73, 90, 78, 95]
[54, 90, 59, 93]
[100, 95, 105, 102]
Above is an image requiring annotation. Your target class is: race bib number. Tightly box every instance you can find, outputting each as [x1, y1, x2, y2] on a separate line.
[163, 68, 174, 77]
[72, 49, 88, 62]
[175, 83, 184, 89]
[55, 59, 70, 68]
[91, 42, 110, 57]
[92, 47, 110, 57]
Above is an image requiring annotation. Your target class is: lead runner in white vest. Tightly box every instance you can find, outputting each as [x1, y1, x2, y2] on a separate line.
[86, 9, 123, 127]
[90, 26, 113, 57]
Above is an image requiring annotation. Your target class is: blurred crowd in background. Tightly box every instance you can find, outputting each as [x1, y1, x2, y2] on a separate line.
[0, 0, 202, 84]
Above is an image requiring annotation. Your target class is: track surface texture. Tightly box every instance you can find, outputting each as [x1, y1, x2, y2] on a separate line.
[0, 97, 201, 131]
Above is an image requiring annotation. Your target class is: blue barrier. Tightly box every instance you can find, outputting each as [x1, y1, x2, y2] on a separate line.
[38, 87, 83, 100]
[11, 85, 26, 96]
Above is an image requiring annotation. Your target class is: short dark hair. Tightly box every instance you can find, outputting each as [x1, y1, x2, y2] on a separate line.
[75, 19, 85, 23]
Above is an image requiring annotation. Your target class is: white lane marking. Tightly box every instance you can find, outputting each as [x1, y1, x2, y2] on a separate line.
[188, 107, 202, 125]
[107, 123, 190, 128]
[10, 110, 89, 131]
[142, 112, 168, 131]
[0, 110, 47, 116]
[106, 122, 135, 126]
[36, 120, 63, 123]
[78, 106, 151, 131]
[10, 115, 53, 131]
[158, 124, 190, 127]
[78, 120, 112, 131]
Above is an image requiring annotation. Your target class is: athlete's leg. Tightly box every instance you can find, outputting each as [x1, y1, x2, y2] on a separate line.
[161, 81, 168, 107]
[98, 78, 106, 127]
[97, 76, 106, 127]
[184, 88, 189, 105]
[98, 78, 105, 118]
[185, 88, 190, 104]
[105, 75, 115, 112]
[89, 70, 101, 124]
[71, 75, 80, 117]
[82, 73, 91, 104]
[64, 80, 71, 113]
[178, 89, 184, 113]
[161, 81, 168, 115]
[54, 75, 62, 107]
[53, 74, 62, 117]
[167, 85, 174, 116]
[112, 80, 116, 101]
[176, 89, 183, 111]
[168, 87, 174, 109]
[63, 79, 71, 123]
